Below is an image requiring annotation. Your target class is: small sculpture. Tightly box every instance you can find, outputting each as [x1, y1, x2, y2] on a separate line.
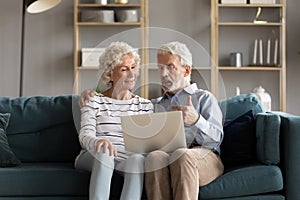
[253, 86, 271, 112]
[253, 7, 267, 24]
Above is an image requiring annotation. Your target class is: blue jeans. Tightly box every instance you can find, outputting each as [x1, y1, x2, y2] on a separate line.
[75, 149, 144, 200]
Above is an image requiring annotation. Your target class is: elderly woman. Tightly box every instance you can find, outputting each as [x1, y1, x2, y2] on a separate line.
[75, 42, 153, 200]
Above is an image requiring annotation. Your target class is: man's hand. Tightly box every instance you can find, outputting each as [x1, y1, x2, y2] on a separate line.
[171, 96, 199, 126]
[78, 89, 96, 108]
[95, 139, 118, 157]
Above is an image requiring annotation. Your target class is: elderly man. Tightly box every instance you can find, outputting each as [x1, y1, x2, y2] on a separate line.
[144, 41, 224, 200]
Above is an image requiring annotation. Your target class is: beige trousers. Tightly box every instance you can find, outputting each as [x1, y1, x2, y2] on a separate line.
[145, 147, 224, 200]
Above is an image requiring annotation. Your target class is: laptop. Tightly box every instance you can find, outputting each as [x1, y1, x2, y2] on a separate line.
[121, 111, 187, 155]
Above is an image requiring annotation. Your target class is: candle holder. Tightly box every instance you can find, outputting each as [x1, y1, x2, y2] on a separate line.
[250, 38, 279, 67]
[250, 39, 263, 66]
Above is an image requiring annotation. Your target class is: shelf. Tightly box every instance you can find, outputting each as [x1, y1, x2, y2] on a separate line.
[77, 22, 141, 26]
[147, 66, 211, 70]
[77, 3, 142, 26]
[211, 0, 286, 111]
[76, 66, 211, 71]
[77, 66, 98, 70]
[218, 3, 283, 8]
[218, 22, 282, 26]
[74, 0, 149, 97]
[193, 67, 211, 70]
[218, 66, 281, 71]
[78, 3, 141, 8]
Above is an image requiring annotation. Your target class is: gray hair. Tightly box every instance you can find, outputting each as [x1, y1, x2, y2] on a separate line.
[157, 41, 193, 67]
[158, 41, 192, 84]
[98, 42, 140, 88]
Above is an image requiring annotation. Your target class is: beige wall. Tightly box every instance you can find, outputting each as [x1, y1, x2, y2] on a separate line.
[0, 0, 22, 97]
[0, 0, 299, 114]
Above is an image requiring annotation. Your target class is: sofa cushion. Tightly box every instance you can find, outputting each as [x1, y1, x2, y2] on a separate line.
[256, 113, 281, 165]
[201, 195, 284, 200]
[0, 113, 21, 167]
[219, 94, 264, 121]
[219, 94, 281, 167]
[221, 110, 257, 169]
[0, 96, 81, 162]
[199, 165, 283, 199]
[0, 163, 90, 196]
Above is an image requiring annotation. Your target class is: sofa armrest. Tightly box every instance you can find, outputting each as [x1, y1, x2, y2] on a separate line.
[256, 113, 281, 165]
[272, 111, 300, 200]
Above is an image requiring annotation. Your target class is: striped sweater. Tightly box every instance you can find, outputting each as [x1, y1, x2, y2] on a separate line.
[78, 93, 153, 161]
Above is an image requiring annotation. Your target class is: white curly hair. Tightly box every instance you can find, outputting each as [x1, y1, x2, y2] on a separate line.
[98, 41, 140, 88]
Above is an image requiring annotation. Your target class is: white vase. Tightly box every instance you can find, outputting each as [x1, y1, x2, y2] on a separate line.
[253, 86, 272, 112]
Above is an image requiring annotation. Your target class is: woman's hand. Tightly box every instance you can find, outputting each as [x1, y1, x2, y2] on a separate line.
[78, 89, 96, 108]
[95, 139, 118, 157]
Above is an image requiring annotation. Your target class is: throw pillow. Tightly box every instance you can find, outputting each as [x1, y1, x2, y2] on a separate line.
[221, 110, 257, 169]
[0, 113, 21, 167]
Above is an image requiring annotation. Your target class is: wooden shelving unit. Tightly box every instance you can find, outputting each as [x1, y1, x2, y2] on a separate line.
[73, 0, 149, 96]
[211, 0, 286, 111]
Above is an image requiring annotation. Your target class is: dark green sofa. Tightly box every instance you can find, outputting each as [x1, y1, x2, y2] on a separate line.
[0, 94, 299, 200]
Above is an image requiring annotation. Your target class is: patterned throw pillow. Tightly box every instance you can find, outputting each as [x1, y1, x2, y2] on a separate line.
[0, 113, 21, 167]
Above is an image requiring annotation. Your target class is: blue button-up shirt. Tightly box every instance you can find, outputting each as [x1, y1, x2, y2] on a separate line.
[151, 83, 223, 154]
